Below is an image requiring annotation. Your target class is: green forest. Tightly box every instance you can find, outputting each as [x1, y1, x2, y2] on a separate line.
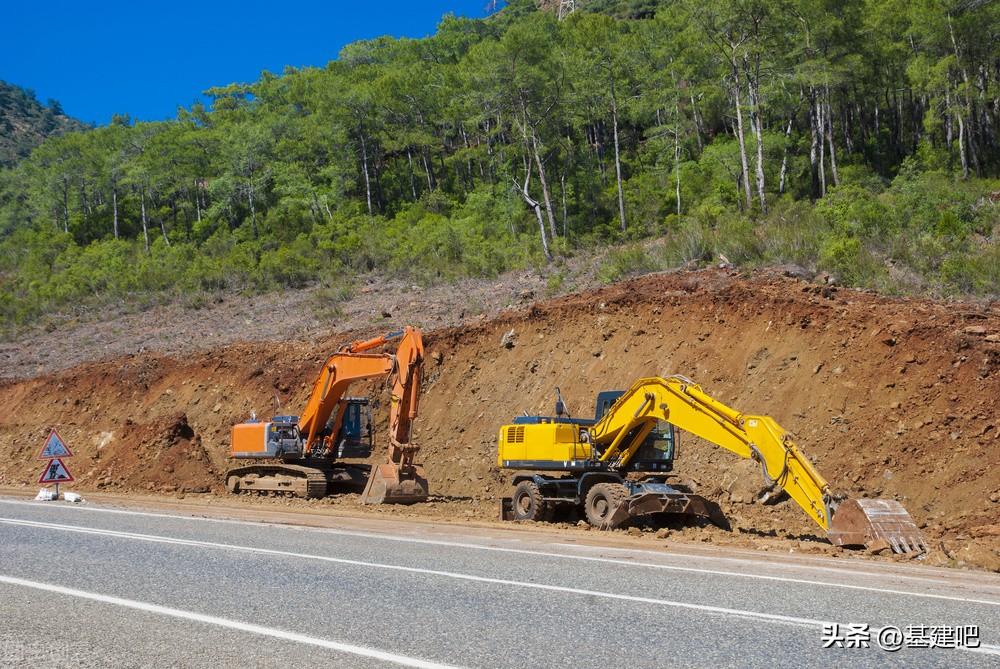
[1, 0, 999, 335]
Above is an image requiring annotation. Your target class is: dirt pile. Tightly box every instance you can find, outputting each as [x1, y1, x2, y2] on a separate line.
[1, 269, 998, 569]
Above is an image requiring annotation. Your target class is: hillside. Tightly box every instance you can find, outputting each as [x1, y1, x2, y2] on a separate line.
[1, 269, 997, 570]
[1, 0, 998, 336]
[0, 80, 87, 167]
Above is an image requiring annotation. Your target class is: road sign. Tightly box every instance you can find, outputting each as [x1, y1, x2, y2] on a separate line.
[38, 458, 74, 484]
[38, 429, 73, 459]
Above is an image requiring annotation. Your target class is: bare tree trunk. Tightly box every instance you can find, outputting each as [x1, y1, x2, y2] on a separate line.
[523, 109, 557, 241]
[139, 187, 150, 253]
[949, 12, 981, 176]
[406, 148, 418, 199]
[745, 55, 767, 214]
[945, 89, 954, 155]
[461, 124, 475, 191]
[421, 151, 435, 191]
[778, 117, 793, 195]
[674, 125, 682, 216]
[957, 112, 969, 177]
[610, 79, 627, 232]
[731, 66, 753, 210]
[808, 91, 820, 198]
[689, 94, 704, 153]
[359, 132, 373, 216]
[514, 159, 552, 262]
[815, 94, 827, 197]
[112, 185, 119, 239]
[825, 89, 840, 187]
[193, 179, 202, 223]
[560, 172, 568, 237]
[159, 217, 170, 245]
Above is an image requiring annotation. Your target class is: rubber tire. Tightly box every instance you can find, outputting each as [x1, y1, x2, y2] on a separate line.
[585, 482, 629, 529]
[511, 480, 550, 522]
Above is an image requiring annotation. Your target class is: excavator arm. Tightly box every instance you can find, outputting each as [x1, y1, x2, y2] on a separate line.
[296, 327, 424, 459]
[588, 376, 926, 551]
[360, 326, 427, 504]
[385, 327, 423, 462]
[588, 376, 831, 528]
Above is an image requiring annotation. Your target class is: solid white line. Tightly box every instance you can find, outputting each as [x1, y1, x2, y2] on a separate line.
[0, 521, 832, 628]
[0, 574, 462, 669]
[4, 515, 1000, 657]
[1, 500, 997, 607]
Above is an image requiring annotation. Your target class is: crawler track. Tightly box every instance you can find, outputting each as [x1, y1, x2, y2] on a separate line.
[225, 464, 330, 498]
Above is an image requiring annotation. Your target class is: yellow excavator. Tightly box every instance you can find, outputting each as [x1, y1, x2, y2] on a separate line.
[498, 376, 927, 554]
[226, 326, 427, 504]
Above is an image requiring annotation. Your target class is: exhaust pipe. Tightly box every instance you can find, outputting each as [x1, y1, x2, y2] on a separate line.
[827, 497, 928, 554]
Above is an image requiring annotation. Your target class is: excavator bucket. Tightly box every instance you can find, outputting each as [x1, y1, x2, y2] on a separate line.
[827, 498, 928, 554]
[360, 462, 429, 504]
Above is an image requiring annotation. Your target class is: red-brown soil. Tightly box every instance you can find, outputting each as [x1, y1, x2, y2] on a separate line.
[1, 269, 998, 570]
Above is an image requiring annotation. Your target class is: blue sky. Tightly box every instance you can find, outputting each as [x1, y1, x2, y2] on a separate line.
[2, 1, 495, 125]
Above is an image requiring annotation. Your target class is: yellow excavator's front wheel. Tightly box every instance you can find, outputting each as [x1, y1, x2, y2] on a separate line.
[511, 480, 552, 522]
[585, 483, 629, 528]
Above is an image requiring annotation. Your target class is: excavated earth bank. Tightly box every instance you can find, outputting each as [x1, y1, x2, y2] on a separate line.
[1, 269, 998, 570]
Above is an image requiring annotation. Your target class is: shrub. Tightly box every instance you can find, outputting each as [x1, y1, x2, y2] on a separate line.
[597, 245, 659, 283]
[662, 218, 712, 265]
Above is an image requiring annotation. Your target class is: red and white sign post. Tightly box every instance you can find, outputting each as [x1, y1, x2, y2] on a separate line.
[38, 429, 74, 499]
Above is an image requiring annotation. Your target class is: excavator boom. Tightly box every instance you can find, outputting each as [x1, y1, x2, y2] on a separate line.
[589, 376, 832, 529]
[297, 352, 395, 456]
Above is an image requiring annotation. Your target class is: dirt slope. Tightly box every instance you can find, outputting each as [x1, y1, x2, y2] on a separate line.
[1, 269, 998, 569]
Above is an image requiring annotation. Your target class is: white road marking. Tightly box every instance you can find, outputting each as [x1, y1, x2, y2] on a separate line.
[0, 574, 462, 669]
[3, 515, 1000, 657]
[1, 499, 997, 606]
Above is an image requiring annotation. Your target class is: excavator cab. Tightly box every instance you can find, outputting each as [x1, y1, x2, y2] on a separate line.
[333, 398, 373, 459]
[594, 391, 676, 472]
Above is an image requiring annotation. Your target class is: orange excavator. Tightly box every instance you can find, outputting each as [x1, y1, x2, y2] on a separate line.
[225, 326, 427, 504]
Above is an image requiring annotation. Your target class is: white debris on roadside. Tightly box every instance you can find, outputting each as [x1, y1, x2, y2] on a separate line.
[62, 492, 83, 503]
[34, 489, 57, 501]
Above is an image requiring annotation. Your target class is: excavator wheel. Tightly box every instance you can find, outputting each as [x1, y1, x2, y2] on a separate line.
[585, 482, 629, 529]
[511, 481, 550, 522]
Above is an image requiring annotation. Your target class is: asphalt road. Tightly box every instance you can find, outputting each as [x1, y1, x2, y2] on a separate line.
[1, 496, 998, 668]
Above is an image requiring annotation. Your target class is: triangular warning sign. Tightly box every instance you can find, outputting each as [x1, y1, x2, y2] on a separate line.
[38, 458, 74, 484]
[38, 429, 73, 459]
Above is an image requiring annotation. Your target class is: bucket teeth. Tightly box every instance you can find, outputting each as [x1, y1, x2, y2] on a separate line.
[827, 497, 928, 554]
